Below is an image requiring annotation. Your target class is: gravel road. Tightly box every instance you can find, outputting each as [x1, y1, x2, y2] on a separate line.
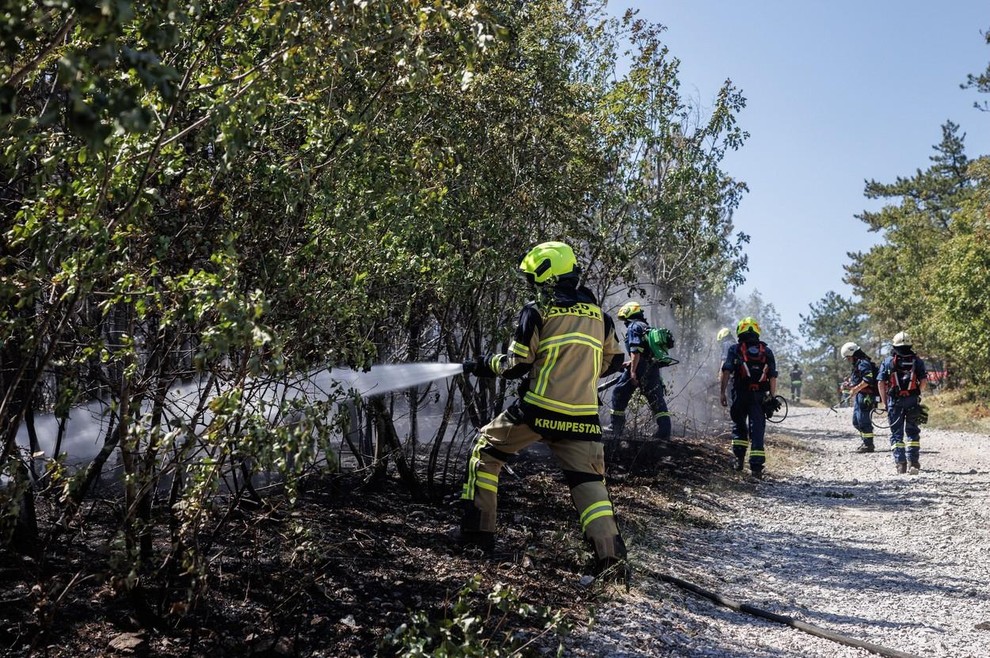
[566, 405, 990, 657]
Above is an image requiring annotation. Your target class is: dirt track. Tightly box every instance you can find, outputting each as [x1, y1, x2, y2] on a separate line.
[568, 405, 990, 657]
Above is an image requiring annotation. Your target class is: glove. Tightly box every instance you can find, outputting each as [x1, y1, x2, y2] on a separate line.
[464, 355, 499, 378]
[861, 395, 875, 411]
[762, 395, 782, 419]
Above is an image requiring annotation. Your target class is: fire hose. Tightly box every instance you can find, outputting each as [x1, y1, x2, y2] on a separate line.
[653, 571, 921, 658]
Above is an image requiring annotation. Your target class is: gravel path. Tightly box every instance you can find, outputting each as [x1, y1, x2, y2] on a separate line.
[567, 405, 990, 657]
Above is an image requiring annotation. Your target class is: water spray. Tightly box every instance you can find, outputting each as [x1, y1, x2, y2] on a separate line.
[330, 362, 466, 397]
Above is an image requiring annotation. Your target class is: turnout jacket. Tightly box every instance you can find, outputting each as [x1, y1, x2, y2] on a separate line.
[477, 283, 624, 440]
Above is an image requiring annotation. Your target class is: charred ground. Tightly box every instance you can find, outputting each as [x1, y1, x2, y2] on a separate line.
[0, 434, 751, 657]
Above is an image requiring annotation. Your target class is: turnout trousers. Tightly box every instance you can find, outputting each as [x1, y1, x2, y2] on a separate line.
[460, 410, 625, 562]
[852, 393, 875, 448]
[887, 394, 921, 465]
[729, 389, 766, 471]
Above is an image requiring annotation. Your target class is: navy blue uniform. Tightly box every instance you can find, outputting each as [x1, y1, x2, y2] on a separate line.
[878, 349, 927, 467]
[721, 340, 778, 473]
[850, 357, 878, 450]
[609, 319, 671, 440]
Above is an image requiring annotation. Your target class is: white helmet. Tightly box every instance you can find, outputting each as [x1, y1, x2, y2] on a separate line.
[892, 331, 911, 347]
[840, 342, 859, 358]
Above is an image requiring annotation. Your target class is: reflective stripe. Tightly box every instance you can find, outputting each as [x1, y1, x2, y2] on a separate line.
[861, 432, 874, 439]
[531, 333, 604, 402]
[580, 500, 613, 531]
[655, 411, 671, 419]
[905, 440, 920, 448]
[476, 471, 498, 493]
[892, 441, 905, 449]
[524, 390, 600, 415]
[461, 439, 489, 500]
[750, 450, 766, 457]
[610, 409, 626, 417]
[732, 439, 749, 447]
[509, 340, 530, 358]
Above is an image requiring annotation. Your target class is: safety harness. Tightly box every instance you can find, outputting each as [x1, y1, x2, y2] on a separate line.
[739, 341, 770, 392]
[888, 353, 921, 397]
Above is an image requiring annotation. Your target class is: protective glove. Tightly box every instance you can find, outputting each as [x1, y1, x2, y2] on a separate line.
[861, 395, 875, 411]
[463, 355, 499, 378]
[762, 395, 782, 419]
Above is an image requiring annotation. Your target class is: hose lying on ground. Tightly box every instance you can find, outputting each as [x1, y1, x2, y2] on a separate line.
[653, 571, 922, 658]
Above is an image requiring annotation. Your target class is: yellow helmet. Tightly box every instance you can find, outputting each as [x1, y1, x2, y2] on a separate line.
[617, 301, 644, 321]
[716, 327, 731, 341]
[736, 316, 760, 337]
[519, 241, 578, 284]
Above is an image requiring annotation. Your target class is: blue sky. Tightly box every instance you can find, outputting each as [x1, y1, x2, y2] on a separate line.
[606, 1, 990, 336]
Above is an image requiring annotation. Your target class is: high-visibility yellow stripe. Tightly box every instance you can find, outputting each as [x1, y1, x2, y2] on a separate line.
[580, 501, 613, 530]
[530, 337, 603, 399]
[509, 341, 530, 358]
[523, 391, 599, 415]
[533, 344, 558, 396]
[655, 411, 671, 419]
[461, 439, 489, 500]
[732, 439, 749, 447]
[750, 450, 766, 457]
[906, 440, 920, 448]
[477, 472, 498, 492]
[539, 333, 603, 351]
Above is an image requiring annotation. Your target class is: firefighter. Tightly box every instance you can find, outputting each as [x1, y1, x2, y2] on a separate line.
[840, 342, 879, 453]
[789, 363, 803, 402]
[459, 241, 628, 577]
[878, 331, 928, 474]
[719, 317, 778, 478]
[607, 301, 673, 442]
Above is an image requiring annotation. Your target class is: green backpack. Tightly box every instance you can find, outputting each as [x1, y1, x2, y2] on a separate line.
[645, 327, 676, 366]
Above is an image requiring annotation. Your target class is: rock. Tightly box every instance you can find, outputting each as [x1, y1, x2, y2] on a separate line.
[108, 632, 144, 653]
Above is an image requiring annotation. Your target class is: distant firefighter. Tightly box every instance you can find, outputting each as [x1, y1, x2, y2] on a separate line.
[720, 317, 779, 479]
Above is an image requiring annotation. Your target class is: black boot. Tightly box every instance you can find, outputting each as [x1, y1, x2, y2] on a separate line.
[593, 536, 630, 586]
[456, 529, 495, 554]
[457, 505, 495, 554]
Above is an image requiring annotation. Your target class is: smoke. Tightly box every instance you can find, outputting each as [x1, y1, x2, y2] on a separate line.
[602, 294, 731, 439]
[13, 363, 467, 467]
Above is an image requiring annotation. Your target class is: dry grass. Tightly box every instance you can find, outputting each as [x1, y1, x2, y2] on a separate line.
[926, 389, 990, 434]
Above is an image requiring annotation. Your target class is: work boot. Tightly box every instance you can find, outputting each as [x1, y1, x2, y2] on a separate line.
[909, 461, 921, 475]
[750, 466, 764, 480]
[895, 462, 908, 475]
[732, 456, 744, 472]
[455, 529, 495, 555]
[855, 442, 875, 453]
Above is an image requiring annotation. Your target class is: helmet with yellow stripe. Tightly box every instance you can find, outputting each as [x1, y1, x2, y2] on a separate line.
[736, 316, 761, 337]
[519, 241, 579, 285]
[617, 301, 644, 321]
